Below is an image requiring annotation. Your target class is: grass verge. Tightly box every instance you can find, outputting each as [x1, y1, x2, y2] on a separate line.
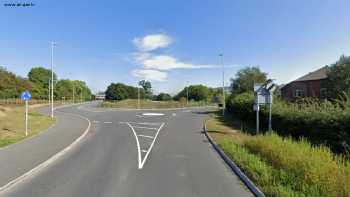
[100, 99, 214, 109]
[206, 111, 350, 197]
[0, 105, 56, 147]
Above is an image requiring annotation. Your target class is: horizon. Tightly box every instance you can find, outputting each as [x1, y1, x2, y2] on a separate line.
[1, 0, 349, 94]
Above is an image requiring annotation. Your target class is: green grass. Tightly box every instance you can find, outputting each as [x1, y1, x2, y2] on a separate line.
[100, 99, 215, 109]
[206, 111, 350, 197]
[0, 105, 56, 147]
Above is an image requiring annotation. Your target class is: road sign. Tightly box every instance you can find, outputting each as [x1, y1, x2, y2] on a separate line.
[21, 90, 31, 136]
[254, 81, 276, 133]
[21, 90, 31, 101]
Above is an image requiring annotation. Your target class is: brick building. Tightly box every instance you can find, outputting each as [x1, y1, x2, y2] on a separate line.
[281, 66, 329, 101]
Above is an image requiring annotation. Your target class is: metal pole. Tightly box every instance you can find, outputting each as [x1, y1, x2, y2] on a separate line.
[25, 100, 28, 136]
[220, 54, 225, 116]
[268, 95, 272, 132]
[138, 85, 140, 109]
[256, 104, 259, 134]
[48, 79, 50, 104]
[186, 86, 189, 106]
[73, 84, 75, 103]
[50, 42, 54, 118]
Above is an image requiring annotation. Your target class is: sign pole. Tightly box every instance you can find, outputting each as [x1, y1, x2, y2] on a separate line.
[25, 100, 28, 136]
[268, 95, 272, 132]
[256, 104, 259, 134]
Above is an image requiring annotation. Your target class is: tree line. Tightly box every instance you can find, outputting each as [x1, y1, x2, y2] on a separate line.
[105, 80, 224, 103]
[0, 66, 92, 101]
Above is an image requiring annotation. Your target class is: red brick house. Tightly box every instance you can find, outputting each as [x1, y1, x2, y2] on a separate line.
[281, 66, 329, 101]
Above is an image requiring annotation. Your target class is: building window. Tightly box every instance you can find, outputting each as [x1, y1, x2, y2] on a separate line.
[320, 88, 327, 99]
[294, 89, 304, 97]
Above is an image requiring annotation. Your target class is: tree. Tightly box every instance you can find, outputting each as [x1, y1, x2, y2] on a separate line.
[105, 83, 141, 101]
[138, 80, 152, 99]
[175, 85, 210, 101]
[28, 67, 57, 99]
[0, 67, 32, 98]
[155, 93, 172, 101]
[230, 66, 267, 95]
[326, 55, 350, 99]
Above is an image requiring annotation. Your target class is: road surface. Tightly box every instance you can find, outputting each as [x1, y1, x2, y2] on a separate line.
[0, 102, 252, 197]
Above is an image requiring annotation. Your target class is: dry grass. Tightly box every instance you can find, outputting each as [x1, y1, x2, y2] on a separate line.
[0, 105, 56, 147]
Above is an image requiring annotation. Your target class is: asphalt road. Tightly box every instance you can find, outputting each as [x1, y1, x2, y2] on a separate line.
[0, 102, 252, 197]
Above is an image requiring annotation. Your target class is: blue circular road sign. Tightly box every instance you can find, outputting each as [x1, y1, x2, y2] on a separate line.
[21, 90, 32, 101]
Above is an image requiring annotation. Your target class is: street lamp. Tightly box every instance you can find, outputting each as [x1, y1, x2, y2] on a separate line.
[50, 41, 57, 118]
[219, 54, 225, 116]
[137, 82, 140, 109]
[186, 81, 189, 106]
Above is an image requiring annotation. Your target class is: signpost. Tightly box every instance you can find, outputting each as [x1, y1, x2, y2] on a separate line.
[254, 80, 276, 134]
[21, 90, 31, 136]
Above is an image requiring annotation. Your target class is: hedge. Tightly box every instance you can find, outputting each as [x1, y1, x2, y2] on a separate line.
[226, 92, 350, 156]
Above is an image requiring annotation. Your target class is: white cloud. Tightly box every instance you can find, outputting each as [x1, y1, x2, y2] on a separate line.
[140, 55, 215, 70]
[131, 69, 168, 81]
[133, 34, 173, 51]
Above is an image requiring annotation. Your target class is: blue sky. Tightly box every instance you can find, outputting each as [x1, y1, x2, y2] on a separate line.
[1, 0, 350, 94]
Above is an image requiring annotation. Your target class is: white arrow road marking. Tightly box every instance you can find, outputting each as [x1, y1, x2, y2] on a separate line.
[125, 122, 165, 169]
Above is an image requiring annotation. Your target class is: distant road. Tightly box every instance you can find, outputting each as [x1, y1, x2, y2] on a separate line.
[0, 102, 252, 197]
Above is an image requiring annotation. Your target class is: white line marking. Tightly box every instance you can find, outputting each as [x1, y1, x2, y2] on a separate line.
[141, 149, 147, 153]
[126, 122, 142, 169]
[139, 123, 165, 169]
[0, 110, 91, 193]
[103, 121, 112, 124]
[119, 121, 162, 126]
[136, 115, 144, 118]
[138, 134, 154, 139]
[124, 122, 165, 169]
[172, 113, 176, 116]
[132, 126, 157, 130]
[142, 113, 164, 116]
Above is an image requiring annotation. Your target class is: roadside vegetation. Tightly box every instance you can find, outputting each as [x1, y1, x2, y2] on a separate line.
[205, 56, 350, 196]
[100, 99, 213, 109]
[103, 80, 225, 109]
[206, 112, 350, 197]
[0, 66, 90, 147]
[0, 66, 92, 101]
[0, 104, 55, 147]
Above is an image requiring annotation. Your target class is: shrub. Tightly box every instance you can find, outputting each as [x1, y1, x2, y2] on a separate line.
[226, 93, 350, 155]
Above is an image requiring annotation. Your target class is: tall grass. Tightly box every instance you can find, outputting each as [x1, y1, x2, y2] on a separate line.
[244, 133, 350, 197]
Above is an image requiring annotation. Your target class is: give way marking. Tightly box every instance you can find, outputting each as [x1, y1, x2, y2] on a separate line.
[123, 122, 165, 169]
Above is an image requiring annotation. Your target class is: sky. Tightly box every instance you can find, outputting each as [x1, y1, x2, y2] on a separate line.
[1, 0, 350, 94]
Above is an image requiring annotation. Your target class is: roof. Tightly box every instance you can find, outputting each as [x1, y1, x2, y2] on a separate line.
[280, 66, 329, 90]
[294, 66, 329, 82]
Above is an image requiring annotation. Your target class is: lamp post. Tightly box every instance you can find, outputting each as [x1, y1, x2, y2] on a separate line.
[50, 41, 56, 118]
[219, 54, 225, 116]
[137, 82, 140, 109]
[186, 81, 189, 106]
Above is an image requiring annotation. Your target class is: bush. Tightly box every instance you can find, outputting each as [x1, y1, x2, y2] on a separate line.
[226, 93, 350, 155]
